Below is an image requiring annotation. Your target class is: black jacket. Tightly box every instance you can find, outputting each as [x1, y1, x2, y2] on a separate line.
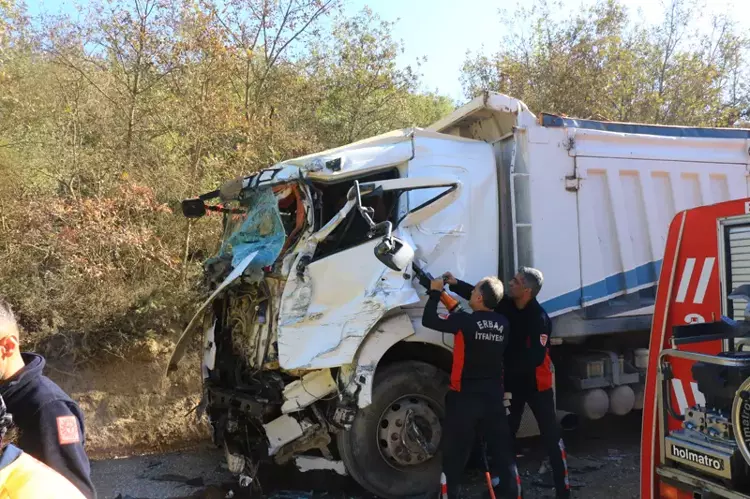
[450, 280, 554, 393]
[0, 353, 96, 498]
[422, 289, 510, 393]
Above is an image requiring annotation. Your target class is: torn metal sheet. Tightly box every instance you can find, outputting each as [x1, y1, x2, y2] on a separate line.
[348, 313, 415, 408]
[294, 456, 348, 476]
[298, 199, 358, 260]
[277, 235, 421, 370]
[166, 250, 259, 375]
[263, 415, 309, 456]
[275, 176, 463, 371]
[281, 369, 337, 414]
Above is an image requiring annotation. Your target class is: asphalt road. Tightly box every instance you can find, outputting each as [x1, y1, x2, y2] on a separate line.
[91, 412, 643, 499]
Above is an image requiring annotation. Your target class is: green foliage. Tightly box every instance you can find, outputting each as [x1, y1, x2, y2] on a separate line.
[0, 0, 12, 42]
[461, 0, 750, 126]
[0, 0, 452, 362]
[308, 8, 454, 146]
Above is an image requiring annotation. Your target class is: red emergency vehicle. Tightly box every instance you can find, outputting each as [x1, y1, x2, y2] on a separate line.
[641, 197, 750, 498]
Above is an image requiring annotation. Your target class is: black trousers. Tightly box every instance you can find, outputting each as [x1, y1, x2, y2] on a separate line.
[507, 388, 570, 498]
[442, 389, 520, 499]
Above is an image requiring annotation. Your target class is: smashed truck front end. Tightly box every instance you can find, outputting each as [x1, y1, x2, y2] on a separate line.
[167, 129, 470, 497]
[173, 168, 326, 477]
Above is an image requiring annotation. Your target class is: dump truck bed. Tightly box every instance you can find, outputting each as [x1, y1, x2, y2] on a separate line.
[430, 92, 750, 337]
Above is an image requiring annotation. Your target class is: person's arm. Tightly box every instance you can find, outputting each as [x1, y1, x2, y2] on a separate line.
[442, 272, 474, 301]
[35, 401, 96, 499]
[422, 281, 466, 334]
[526, 311, 552, 367]
[449, 280, 474, 301]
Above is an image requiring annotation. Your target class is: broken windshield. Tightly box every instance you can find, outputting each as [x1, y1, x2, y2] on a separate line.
[207, 186, 287, 281]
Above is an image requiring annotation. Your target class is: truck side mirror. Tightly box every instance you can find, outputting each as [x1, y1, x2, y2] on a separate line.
[374, 235, 414, 272]
[182, 198, 207, 218]
[347, 180, 415, 271]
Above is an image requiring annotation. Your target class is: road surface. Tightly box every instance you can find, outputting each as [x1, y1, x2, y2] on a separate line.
[91, 413, 642, 499]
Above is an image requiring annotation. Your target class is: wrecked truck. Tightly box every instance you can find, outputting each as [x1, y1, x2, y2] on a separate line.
[168, 130, 468, 498]
[167, 91, 750, 498]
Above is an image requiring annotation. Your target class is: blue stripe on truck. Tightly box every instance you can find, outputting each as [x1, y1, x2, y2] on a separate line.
[540, 113, 750, 139]
[541, 260, 663, 315]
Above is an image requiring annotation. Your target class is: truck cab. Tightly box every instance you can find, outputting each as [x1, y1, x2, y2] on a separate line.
[166, 127, 501, 498]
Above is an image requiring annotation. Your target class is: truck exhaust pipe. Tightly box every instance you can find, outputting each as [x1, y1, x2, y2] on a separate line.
[556, 410, 579, 431]
[558, 389, 609, 421]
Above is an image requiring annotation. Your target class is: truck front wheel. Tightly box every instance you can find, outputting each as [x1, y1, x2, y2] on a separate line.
[337, 360, 448, 498]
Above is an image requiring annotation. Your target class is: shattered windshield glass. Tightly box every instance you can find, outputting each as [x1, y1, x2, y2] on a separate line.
[207, 186, 286, 281]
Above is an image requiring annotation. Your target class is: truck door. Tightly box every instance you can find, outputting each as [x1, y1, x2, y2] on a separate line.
[277, 177, 461, 370]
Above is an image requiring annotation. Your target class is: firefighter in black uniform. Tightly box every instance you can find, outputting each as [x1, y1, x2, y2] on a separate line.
[443, 268, 571, 499]
[0, 300, 95, 499]
[422, 275, 521, 499]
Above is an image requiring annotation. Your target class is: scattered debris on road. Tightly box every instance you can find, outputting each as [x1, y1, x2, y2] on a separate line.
[93, 413, 642, 499]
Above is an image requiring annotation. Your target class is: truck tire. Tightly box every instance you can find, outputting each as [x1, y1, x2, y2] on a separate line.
[337, 360, 448, 499]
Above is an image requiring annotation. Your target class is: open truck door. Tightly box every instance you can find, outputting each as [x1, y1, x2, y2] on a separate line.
[641, 198, 750, 498]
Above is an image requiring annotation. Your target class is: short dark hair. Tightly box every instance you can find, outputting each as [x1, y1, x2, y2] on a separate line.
[518, 267, 543, 297]
[477, 276, 505, 309]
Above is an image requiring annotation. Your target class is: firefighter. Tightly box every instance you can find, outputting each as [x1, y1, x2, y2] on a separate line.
[0, 299, 96, 499]
[0, 394, 86, 498]
[422, 275, 521, 499]
[443, 268, 571, 499]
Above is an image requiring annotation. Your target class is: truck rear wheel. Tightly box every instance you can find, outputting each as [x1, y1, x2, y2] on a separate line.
[337, 360, 448, 499]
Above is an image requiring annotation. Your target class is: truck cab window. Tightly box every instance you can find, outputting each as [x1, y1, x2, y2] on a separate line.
[313, 169, 400, 260]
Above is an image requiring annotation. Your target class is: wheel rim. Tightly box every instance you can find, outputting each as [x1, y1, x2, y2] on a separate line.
[377, 394, 442, 470]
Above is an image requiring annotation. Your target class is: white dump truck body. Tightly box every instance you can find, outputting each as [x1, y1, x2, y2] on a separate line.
[428, 93, 750, 337]
[170, 91, 750, 498]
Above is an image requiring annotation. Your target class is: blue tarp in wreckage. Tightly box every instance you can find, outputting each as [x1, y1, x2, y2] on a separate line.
[206, 186, 286, 280]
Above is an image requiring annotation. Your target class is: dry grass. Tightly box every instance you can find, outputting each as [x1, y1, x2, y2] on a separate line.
[0, 181, 215, 365]
[48, 348, 212, 459]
